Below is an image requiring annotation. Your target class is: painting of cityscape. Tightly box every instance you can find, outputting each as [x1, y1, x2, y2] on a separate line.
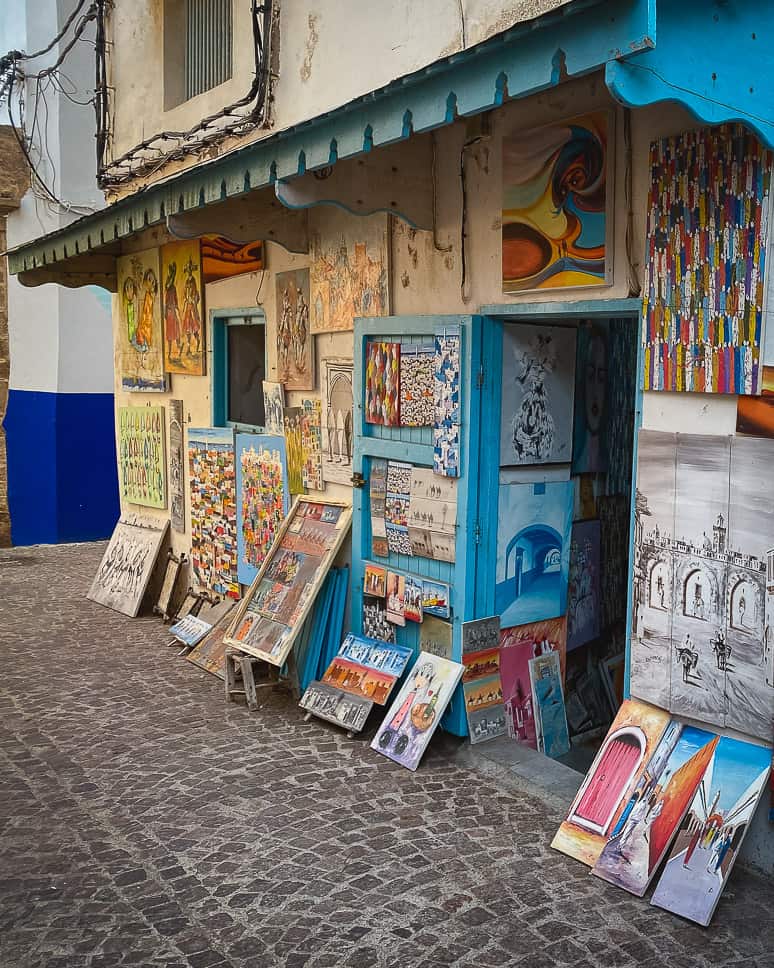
[235, 433, 289, 587]
[642, 124, 773, 395]
[630, 430, 774, 741]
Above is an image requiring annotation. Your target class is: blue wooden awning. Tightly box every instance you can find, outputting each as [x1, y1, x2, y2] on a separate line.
[8, 0, 772, 286]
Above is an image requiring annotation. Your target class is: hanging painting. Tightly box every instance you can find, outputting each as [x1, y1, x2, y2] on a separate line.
[117, 406, 167, 509]
[572, 323, 608, 473]
[495, 481, 573, 627]
[299, 398, 324, 491]
[592, 722, 718, 896]
[399, 343, 435, 427]
[201, 235, 264, 283]
[169, 399, 185, 532]
[262, 381, 285, 436]
[188, 427, 239, 599]
[420, 615, 453, 659]
[276, 268, 314, 391]
[551, 699, 672, 866]
[320, 358, 354, 485]
[500, 323, 576, 466]
[283, 407, 307, 496]
[385, 461, 412, 556]
[650, 736, 771, 926]
[385, 571, 406, 626]
[369, 457, 388, 558]
[737, 392, 774, 438]
[365, 341, 401, 426]
[461, 616, 501, 655]
[363, 597, 396, 643]
[116, 248, 166, 392]
[433, 329, 461, 477]
[463, 646, 506, 744]
[310, 211, 388, 332]
[421, 579, 451, 619]
[408, 466, 457, 562]
[404, 576, 423, 623]
[235, 433, 289, 587]
[88, 516, 169, 617]
[529, 651, 570, 757]
[371, 652, 464, 771]
[161, 239, 205, 376]
[364, 564, 387, 598]
[566, 519, 601, 651]
[502, 111, 612, 293]
[642, 124, 773, 395]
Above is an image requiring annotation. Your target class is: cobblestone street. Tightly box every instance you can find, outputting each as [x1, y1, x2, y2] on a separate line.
[2, 542, 774, 968]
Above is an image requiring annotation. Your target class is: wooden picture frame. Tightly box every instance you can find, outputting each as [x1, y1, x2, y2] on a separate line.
[224, 497, 352, 666]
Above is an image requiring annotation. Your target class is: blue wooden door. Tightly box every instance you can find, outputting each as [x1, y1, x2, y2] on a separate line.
[351, 314, 489, 736]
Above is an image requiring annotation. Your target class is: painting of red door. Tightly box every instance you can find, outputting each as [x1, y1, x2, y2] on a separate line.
[571, 729, 645, 833]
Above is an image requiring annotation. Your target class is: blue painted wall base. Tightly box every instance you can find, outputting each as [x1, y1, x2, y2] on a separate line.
[4, 390, 120, 546]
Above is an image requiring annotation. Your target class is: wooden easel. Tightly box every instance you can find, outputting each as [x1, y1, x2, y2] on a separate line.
[224, 648, 301, 711]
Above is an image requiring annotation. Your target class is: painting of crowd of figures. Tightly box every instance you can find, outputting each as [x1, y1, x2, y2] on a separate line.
[630, 430, 774, 742]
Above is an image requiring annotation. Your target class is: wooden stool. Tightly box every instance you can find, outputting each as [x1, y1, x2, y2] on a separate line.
[224, 649, 275, 711]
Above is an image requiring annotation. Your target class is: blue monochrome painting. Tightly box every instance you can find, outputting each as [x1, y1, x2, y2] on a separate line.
[495, 481, 574, 627]
[337, 634, 414, 677]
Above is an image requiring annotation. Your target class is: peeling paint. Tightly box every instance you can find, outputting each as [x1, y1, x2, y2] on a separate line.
[401, 270, 410, 288]
[407, 243, 418, 269]
[300, 14, 320, 83]
[444, 254, 454, 271]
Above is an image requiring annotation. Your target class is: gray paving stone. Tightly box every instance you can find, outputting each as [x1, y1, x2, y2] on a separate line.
[1, 542, 774, 968]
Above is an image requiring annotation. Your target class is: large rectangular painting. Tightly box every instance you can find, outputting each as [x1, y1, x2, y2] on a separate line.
[502, 112, 611, 293]
[651, 736, 770, 926]
[592, 722, 718, 896]
[310, 213, 388, 332]
[320, 358, 354, 485]
[235, 433, 289, 587]
[642, 124, 773, 395]
[566, 519, 601, 651]
[630, 430, 774, 742]
[117, 406, 167, 509]
[276, 268, 314, 390]
[495, 481, 573, 627]
[551, 699, 671, 867]
[116, 248, 166, 392]
[169, 399, 185, 532]
[500, 324, 576, 466]
[161, 239, 205, 376]
[433, 329, 461, 478]
[365, 341, 401, 426]
[88, 516, 169, 617]
[370, 652, 464, 771]
[188, 427, 239, 599]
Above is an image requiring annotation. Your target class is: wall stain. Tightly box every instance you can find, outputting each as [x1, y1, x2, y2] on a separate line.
[300, 14, 319, 83]
[401, 271, 410, 288]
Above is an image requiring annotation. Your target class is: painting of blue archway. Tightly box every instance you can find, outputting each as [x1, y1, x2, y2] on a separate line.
[496, 481, 574, 626]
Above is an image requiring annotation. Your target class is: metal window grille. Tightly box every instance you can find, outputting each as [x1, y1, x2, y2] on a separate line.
[185, 0, 233, 101]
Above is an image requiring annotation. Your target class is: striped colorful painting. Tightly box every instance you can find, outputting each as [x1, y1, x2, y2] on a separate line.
[642, 124, 773, 394]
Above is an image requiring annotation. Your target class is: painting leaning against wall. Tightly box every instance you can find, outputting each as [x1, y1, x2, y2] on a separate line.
[116, 248, 167, 392]
[169, 399, 185, 532]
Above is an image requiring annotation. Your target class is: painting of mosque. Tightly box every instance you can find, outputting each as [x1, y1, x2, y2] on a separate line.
[495, 481, 574, 627]
[630, 430, 774, 742]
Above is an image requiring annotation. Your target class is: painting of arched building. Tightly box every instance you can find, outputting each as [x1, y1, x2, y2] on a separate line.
[647, 556, 671, 611]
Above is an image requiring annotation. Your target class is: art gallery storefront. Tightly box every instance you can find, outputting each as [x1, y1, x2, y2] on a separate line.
[8, 0, 774, 888]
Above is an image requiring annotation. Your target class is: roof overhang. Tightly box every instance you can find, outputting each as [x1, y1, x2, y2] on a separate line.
[10, 0, 771, 290]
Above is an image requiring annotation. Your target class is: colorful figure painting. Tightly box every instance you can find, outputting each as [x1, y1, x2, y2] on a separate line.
[117, 406, 167, 509]
[572, 323, 608, 473]
[651, 736, 770, 926]
[404, 576, 423, 622]
[399, 344, 435, 427]
[283, 407, 306, 496]
[642, 124, 773, 395]
[311, 212, 388, 332]
[365, 341, 401, 426]
[463, 646, 506, 745]
[201, 235, 264, 283]
[276, 268, 314, 391]
[502, 112, 611, 292]
[529, 651, 570, 758]
[566, 519, 601, 651]
[116, 248, 166, 392]
[631, 430, 774, 742]
[188, 427, 239, 598]
[235, 433, 289, 587]
[371, 652, 464, 771]
[161, 239, 205, 376]
[88, 516, 169, 617]
[169, 399, 185, 532]
[500, 323, 576, 466]
[592, 722, 718, 897]
[551, 699, 672, 867]
[433, 329, 461, 477]
[321, 358, 354, 485]
[495, 481, 573, 627]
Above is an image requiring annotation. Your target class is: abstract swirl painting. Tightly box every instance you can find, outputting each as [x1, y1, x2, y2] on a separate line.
[502, 112, 611, 293]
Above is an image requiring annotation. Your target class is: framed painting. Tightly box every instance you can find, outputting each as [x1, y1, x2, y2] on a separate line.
[399, 343, 434, 427]
[235, 433, 290, 587]
[320, 358, 354, 485]
[117, 405, 167, 509]
[310, 211, 388, 333]
[201, 235, 264, 283]
[116, 248, 166, 392]
[365, 341, 401, 426]
[225, 498, 352, 666]
[276, 268, 314, 390]
[88, 516, 169, 617]
[161, 239, 205, 376]
[502, 111, 613, 293]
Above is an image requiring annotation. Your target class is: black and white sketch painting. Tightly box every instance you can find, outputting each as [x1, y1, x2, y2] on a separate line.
[169, 399, 185, 533]
[630, 430, 774, 742]
[88, 516, 169, 616]
[321, 358, 354, 486]
[500, 323, 576, 466]
[300, 681, 373, 732]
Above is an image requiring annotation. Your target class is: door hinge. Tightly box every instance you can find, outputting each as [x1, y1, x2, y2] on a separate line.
[476, 366, 485, 389]
[473, 521, 482, 545]
[352, 472, 366, 489]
